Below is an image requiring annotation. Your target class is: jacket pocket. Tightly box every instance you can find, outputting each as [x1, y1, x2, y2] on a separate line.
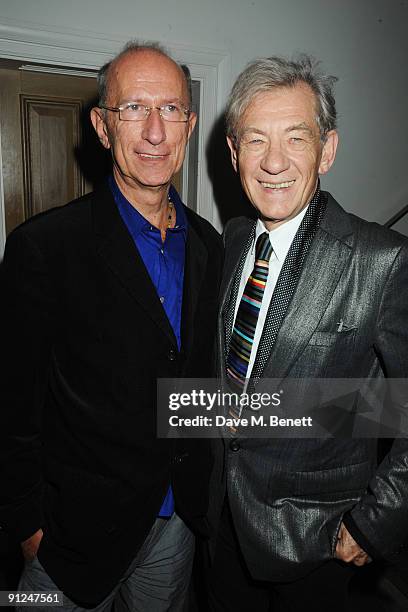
[266, 461, 371, 563]
[308, 328, 356, 347]
[293, 460, 371, 496]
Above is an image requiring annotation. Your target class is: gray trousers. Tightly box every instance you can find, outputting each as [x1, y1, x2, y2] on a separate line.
[17, 513, 194, 612]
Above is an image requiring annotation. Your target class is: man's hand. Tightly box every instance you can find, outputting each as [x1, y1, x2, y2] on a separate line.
[335, 522, 370, 566]
[21, 528, 43, 561]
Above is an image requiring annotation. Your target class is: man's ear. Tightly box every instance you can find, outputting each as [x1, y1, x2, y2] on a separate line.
[226, 136, 238, 173]
[318, 130, 338, 175]
[90, 107, 111, 150]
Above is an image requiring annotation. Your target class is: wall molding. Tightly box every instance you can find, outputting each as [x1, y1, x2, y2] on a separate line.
[0, 17, 230, 255]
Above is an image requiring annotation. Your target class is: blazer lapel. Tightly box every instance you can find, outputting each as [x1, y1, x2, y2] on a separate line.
[221, 220, 256, 355]
[92, 184, 177, 345]
[255, 195, 354, 382]
[180, 215, 208, 356]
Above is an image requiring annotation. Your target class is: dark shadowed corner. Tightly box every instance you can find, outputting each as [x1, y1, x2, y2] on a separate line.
[206, 112, 255, 228]
[75, 97, 112, 189]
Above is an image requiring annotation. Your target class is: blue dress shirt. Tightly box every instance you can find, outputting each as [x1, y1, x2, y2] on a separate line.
[109, 175, 187, 516]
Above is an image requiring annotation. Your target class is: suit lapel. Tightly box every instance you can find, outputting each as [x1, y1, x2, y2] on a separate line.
[254, 194, 354, 382]
[221, 220, 256, 356]
[180, 214, 208, 356]
[92, 183, 177, 345]
[220, 222, 255, 309]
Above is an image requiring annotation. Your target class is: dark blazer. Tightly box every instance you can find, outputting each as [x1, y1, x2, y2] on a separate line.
[0, 182, 223, 605]
[210, 192, 408, 582]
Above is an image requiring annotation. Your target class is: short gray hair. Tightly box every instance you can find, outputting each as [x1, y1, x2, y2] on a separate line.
[97, 40, 192, 107]
[226, 54, 338, 143]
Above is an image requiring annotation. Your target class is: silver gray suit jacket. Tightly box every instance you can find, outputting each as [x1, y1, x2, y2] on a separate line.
[212, 192, 408, 581]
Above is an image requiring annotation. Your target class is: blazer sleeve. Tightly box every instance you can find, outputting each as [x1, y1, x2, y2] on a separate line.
[345, 242, 408, 558]
[0, 228, 55, 542]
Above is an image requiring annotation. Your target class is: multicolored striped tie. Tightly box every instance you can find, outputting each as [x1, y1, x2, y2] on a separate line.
[227, 232, 273, 389]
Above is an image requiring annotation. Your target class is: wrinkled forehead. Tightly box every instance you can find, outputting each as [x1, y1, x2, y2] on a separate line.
[106, 50, 189, 103]
[238, 84, 320, 134]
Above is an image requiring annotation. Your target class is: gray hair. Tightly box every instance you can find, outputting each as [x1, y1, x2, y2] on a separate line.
[226, 54, 338, 143]
[97, 40, 192, 108]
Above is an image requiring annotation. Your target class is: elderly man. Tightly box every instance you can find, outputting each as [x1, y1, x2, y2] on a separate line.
[206, 55, 408, 611]
[0, 42, 222, 611]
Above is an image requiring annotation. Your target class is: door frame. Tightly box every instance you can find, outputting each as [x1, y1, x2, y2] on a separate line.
[0, 16, 230, 256]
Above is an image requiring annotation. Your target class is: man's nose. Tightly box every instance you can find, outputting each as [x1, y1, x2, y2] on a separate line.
[261, 142, 290, 174]
[141, 108, 166, 145]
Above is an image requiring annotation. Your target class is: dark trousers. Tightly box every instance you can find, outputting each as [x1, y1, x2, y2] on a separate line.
[205, 502, 356, 612]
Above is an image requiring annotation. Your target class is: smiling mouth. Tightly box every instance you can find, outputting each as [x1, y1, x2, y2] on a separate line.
[138, 153, 167, 160]
[260, 180, 295, 189]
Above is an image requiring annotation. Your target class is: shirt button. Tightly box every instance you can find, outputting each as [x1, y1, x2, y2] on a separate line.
[160, 296, 165, 303]
[168, 349, 176, 361]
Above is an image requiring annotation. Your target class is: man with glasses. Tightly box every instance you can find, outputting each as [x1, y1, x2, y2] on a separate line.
[0, 41, 222, 611]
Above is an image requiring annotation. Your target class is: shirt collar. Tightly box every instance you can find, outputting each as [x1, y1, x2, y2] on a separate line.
[255, 204, 308, 263]
[108, 175, 188, 238]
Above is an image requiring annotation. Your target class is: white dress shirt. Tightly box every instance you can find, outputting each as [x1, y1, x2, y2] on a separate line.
[233, 206, 308, 380]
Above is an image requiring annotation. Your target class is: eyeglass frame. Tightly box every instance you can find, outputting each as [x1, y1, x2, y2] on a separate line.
[99, 102, 192, 123]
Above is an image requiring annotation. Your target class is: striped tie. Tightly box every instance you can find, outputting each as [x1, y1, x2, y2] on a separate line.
[226, 232, 273, 389]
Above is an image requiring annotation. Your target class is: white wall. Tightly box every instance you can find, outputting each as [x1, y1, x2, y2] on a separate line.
[1, 0, 407, 227]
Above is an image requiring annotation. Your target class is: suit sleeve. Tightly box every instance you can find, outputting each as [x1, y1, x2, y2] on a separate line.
[345, 242, 408, 558]
[0, 228, 55, 542]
